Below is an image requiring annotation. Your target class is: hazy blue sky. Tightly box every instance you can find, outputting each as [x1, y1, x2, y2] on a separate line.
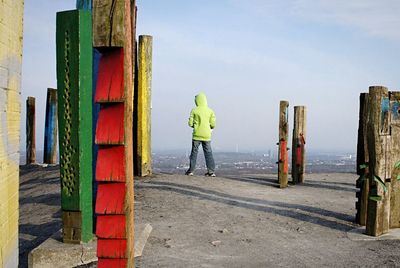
[22, 0, 400, 154]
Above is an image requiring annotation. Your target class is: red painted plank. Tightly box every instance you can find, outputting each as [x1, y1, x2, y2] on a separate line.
[96, 215, 126, 239]
[96, 146, 126, 182]
[95, 48, 124, 102]
[97, 239, 127, 258]
[96, 104, 125, 145]
[95, 183, 125, 214]
[98, 258, 127, 268]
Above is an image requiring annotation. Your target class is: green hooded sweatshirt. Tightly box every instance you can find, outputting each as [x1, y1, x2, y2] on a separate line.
[188, 93, 216, 141]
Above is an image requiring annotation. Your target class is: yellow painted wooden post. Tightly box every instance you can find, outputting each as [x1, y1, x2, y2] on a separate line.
[136, 35, 153, 177]
[0, 0, 24, 267]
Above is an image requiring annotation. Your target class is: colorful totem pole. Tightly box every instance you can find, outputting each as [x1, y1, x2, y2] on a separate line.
[93, 0, 136, 266]
[356, 93, 369, 225]
[136, 35, 153, 177]
[26, 96, 36, 164]
[277, 100, 289, 188]
[56, 10, 93, 243]
[356, 86, 400, 236]
[291, 106, 306, 184]
[43, 88, 58, 164]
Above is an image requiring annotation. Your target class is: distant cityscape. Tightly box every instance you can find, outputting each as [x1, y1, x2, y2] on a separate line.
[22, 149, 356, 176]
[153, 150, 356, 176]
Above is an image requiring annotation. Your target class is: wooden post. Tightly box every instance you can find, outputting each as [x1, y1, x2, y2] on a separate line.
[355, 93, 369, 225]
[43, 88, 58, 164]
[389, 91, 400, 228]
[93, 0, 136, 266]
[56, 10, 93, 243]
[366, 86, 391, 236]
[277, 100, 289, 188]
[26, 96, 36, 164]
[291, 106, 306, 184]
[136, 35, 153, 177]
[76, 0, 92, 10]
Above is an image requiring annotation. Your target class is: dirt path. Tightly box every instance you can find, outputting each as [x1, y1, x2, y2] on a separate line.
[19, 166, 400, 267]
[135, 173, 400, 267]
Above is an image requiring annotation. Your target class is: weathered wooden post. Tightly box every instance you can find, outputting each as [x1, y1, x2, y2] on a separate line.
[56, 10, 93, 243]
[43, 88, 58, 164]
[291, 106, 306, 184]
[26, 96, 36, 164]
[277, 100, 289, 188]
[93, 0, 136, 266]
[356, 93, 369, 225]
[366, 86, 391, 236]
[389, 91, 400, 228]
[136, 35, 153, 177]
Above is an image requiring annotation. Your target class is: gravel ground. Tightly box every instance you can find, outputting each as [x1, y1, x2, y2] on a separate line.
[19, 166, 400, 267]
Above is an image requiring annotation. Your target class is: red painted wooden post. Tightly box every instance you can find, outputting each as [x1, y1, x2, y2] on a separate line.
[93, 0, 136, 266]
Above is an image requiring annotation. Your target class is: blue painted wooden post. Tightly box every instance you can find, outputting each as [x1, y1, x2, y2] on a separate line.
[76, 0, 92, 10]
[43, 88, 58, 164]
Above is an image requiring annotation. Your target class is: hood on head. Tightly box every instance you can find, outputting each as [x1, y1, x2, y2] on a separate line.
[195, 93, 208, 107]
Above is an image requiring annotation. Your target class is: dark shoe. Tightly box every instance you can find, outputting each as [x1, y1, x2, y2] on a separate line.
[185, 171, 194, 176]
[205, 172, 216, 177]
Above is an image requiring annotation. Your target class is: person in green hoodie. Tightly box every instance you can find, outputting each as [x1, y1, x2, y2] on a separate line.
[186, 93, 216, 177]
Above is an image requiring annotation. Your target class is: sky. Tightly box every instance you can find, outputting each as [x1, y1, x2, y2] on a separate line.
[21, 0, 400, 154]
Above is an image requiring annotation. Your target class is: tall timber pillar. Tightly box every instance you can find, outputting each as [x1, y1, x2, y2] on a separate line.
[291, 106, 306, 184]
[389, 91, 400, 228]
[26, 96, 36, 164]
[356, 93, 369, 225]
[56, 10, 93, 243]
[277, 100, 289, 188]
[0, 0, 24, 266]
[366, 86, 391, 236]
[93, 0, 136, 266]
[136, 35, 153, 177]
[43, 88, 58, 164]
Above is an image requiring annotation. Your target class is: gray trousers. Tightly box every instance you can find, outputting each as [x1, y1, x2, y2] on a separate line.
[188, 140, 215, 173]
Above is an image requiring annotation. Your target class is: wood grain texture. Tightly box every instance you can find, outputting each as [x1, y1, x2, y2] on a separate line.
[95, 183, 126, 214]
[95, 103, 125, 145]
[366, 86, 391, 236]
[98, 258, 127, 268]
[96, 215, 126, 238]
[278, 100, 289, 188]
[291, 106, 306, 184]
[26, 96, 36, 164]
[356, 93, 369, 226]
[97, 239, 127, 258]
[136, 35, 153, 177]
[56, 9, 93, 243]
[389, 91, 400, 228]
[95, 48, 124, 102]
[96, 145, 125, 182]
[93, 0, 125, 47]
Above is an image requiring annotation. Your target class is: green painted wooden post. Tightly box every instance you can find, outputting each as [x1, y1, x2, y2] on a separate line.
[56, 10, 93, 243]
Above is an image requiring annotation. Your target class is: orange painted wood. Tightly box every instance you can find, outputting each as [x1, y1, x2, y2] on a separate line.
[95, 183, 125, 214]
[98, 258, 127, 268]
[96, 215, 126, 239]
[97, 239, 127, 258]
[95, 104, 125, 145]
[95, 48, 124, 102]
[96, 146, 126, 182]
